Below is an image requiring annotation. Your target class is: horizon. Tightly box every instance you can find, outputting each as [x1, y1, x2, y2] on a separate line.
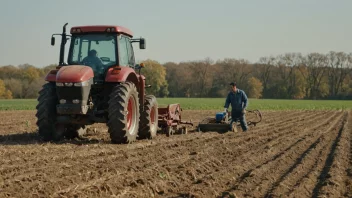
[0, 0, 351, 67]
[2, 50, 352, 68]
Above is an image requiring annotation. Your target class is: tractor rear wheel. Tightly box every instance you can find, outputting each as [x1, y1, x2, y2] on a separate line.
[107, 82, 140, 144]
[35, 83, 60, 141]
[138, 95, 158, 139]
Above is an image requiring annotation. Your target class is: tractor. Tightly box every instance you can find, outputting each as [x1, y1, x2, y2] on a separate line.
[35, 23, 158, 144]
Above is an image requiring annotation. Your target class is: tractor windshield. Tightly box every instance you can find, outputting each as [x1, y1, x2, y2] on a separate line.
[68, 34, 117, 74]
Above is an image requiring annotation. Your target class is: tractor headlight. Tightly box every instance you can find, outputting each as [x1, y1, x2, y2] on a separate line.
[74, 80, 90, 87]
[65, 82, 73, 86]
[56, 82, 64, 86]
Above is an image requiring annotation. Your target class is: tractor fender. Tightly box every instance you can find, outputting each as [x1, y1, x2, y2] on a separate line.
[45, 71, 57, 82]
[105, 67, 138, 82]
[105, 67, 147, 108]
[105, 67, 139, 83]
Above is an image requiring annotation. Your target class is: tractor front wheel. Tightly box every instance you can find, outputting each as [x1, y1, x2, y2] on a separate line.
[107, 82, 140, 144]
[35, 83, 60, 141]
[138, 95, 158, 139]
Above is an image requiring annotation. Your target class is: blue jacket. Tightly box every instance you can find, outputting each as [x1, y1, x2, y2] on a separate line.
[224, 89, 248, 112]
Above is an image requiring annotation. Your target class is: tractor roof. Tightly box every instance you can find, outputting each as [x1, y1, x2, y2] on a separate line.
[70, 25, 133, 37]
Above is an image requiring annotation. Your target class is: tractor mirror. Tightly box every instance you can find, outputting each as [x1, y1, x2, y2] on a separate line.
[140, 38, 146, 49]
[51, 37, 55, 46]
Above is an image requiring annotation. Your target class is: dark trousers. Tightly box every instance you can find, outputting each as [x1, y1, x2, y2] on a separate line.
[231, 111, 248, 131]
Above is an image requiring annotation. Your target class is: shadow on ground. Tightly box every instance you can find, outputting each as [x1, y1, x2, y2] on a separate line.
[0, 131, 102, 145]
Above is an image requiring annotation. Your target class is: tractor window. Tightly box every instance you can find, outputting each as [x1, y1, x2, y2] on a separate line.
[90, 40, 116, 64]
[68, 34, 117, 69]
[71, 37, 89, 62]
[118, 36, 129, 66]
[80, 41, 89, 60]
[126, 38, 135, 66]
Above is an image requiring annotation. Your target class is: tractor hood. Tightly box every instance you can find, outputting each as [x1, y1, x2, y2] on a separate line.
[56, 65, 94, 83]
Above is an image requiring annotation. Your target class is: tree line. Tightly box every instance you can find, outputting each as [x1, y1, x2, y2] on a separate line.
[0, 51, 351, 99]
[162, 51, 352, 99]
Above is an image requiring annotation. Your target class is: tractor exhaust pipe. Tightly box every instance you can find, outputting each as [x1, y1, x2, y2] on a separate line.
[59, 23, 68, 66]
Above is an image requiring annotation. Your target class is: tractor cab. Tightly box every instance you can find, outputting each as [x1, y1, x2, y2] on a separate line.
[51, 25, 146, 83]
[68, 34, 117, 82]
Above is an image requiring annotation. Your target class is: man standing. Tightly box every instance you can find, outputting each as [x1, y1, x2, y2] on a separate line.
[224, 82, 249, 132]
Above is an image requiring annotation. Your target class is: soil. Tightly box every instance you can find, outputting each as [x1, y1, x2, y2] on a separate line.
[0, 110, 351, 198]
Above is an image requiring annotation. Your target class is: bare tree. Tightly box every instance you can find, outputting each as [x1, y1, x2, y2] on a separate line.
[255, 56, 275, 97]
[299, 53, 328, 99]
[189, 57, 214, 97]
[277, 53, 304, 98]
[221, 58, 252, 85]
[327, 51, 350, 97]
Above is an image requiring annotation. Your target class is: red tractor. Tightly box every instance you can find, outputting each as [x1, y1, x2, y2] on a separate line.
[36, 23, 158, 144]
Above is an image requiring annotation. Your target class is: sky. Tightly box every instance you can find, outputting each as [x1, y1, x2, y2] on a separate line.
[0, 0, 351, 67]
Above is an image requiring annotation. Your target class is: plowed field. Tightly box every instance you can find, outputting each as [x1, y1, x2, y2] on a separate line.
[0, 110, 351, 198]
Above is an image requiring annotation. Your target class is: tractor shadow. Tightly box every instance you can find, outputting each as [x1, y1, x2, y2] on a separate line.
[0, 131, 101, 146]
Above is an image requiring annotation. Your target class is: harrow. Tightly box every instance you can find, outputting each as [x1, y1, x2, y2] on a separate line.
[197, 109, 262, 133]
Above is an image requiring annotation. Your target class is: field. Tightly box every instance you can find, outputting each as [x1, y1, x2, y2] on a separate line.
[1, 98, 352, 111]
[0, 99, 351, 197]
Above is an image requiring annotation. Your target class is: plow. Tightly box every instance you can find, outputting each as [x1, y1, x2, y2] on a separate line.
[157, 104, 193, 136]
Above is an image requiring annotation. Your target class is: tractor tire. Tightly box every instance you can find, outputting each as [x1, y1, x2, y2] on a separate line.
[35, 83, 60, 141]
[138, 95, 158, 139]
[107, 82, 140, 144]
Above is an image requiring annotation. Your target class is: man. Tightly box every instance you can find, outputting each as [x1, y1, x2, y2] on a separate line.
[224, 82, 249, 132]
[82, 49, 104, 71]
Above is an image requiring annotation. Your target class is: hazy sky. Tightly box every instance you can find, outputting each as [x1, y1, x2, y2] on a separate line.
[0, 0, 351, 67]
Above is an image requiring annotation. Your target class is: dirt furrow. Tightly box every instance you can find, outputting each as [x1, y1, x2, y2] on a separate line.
[285, 143, 326, 196]
[253, 110, 327, 128]
[30, 111, 327, 197]
[132, 111, 340, 197]
[248, 110, 320, 132]
[0, 110, 320, 181]
[310, 112, 348, 197]
[221, 111, 345, 197]
[281, 112, 348, 198]
[268, 113, 347, 198]
[0, 110, 349, 198]
[152, 111, 339, 197]
[314, 111, 351, 198]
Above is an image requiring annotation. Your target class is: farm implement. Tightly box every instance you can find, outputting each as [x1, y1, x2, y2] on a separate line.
[157, 103, 193, 136]
[197, 109, 262, 133]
